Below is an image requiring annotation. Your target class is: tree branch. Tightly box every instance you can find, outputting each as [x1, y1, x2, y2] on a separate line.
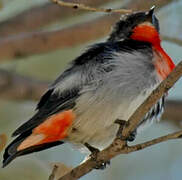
[0, 0, 173, 61]
[0, 134, 7, 152]
[57, 61, 182, 180]
[0, 14, 119, 61]
[49, 163, 73, 180]
[51, 0, 132, 14]
[126, 130, 182, 153]
[49, 165, 58, 180]
[0, 69, 48, 100]
[163, 35, 182, 46]
[0, 0, 114, 37]
[162, 100, 182, 125]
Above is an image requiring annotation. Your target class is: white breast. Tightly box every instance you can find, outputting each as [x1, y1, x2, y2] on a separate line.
[66, 51, 161, 150]
[67, 84, 158, 150]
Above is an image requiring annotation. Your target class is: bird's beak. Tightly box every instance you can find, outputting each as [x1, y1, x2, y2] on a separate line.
[146, 6, 155, 24]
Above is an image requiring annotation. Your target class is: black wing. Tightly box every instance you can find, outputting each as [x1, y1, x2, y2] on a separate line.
[12, 76, 80, 137]
[12, 87, 79, 137]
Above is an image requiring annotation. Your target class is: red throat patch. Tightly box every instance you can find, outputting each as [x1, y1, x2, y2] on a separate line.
[17, 110, 75, 151]
[131, 24, 161, 46]
[131, 23, 175, 80]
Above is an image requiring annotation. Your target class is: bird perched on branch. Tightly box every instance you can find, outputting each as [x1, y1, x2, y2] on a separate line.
[3, 6, 175, 168]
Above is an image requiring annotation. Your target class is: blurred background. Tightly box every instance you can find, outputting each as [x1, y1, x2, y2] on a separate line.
[0, 0, 182, 180]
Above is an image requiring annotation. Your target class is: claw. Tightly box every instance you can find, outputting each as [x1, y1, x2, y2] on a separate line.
[84, 142, 100, 154]
[114, 119, 136, 141]
[114, 119, 127, 139]
[127, 130, 136, 142]
[94, 160, 110, 170]
[84, 143, 110, 170]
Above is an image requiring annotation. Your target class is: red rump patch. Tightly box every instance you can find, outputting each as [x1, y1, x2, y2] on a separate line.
[18, 110, 75, 151]
[34, 110, 75, 144]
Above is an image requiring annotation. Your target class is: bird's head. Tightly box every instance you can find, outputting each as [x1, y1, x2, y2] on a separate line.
[108, 6, 160, 46]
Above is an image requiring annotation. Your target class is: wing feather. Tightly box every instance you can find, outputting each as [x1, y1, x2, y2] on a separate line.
[12, 40, 150, 137]
[12, 87, 79, 137]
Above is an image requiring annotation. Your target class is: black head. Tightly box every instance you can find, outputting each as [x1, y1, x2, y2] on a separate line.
[108, 6, 159, 42]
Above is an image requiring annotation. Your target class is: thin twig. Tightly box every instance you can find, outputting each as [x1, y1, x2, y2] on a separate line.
[162, 100, 182, 124]
[162, 35, 182, 47]
[127, 130, 182, 153]
[51, 0, 132, 14]
[0, 0, 171, 37]
[49, 165, 58, 180]
[58, 61, 182, 180]
[0, 15, 118, 61]
[0, 0, 114, 37]
[0, 134, 7, 152]
[49, 163, 73, 180]
[0, 0, 173, 61]
[0, 69, 48, 100]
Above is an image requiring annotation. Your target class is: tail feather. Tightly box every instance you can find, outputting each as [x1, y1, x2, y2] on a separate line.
[2, 131, 64, 168]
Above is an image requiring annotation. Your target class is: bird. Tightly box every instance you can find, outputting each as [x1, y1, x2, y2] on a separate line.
[3, 6, 175, 168]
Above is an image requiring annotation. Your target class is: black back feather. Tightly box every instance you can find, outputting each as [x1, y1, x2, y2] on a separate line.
[36, 89, 54, 110]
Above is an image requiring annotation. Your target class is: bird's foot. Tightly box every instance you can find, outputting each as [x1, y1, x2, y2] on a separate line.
[94, 160, 110, 170]
[114, 119, 137, 142]
[84, 143, 110, 170]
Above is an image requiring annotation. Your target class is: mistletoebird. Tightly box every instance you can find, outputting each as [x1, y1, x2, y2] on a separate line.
[3, 7, 175, 168]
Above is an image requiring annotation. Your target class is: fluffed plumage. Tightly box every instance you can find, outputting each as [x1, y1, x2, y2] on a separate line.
[3, 7, 175, 167]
